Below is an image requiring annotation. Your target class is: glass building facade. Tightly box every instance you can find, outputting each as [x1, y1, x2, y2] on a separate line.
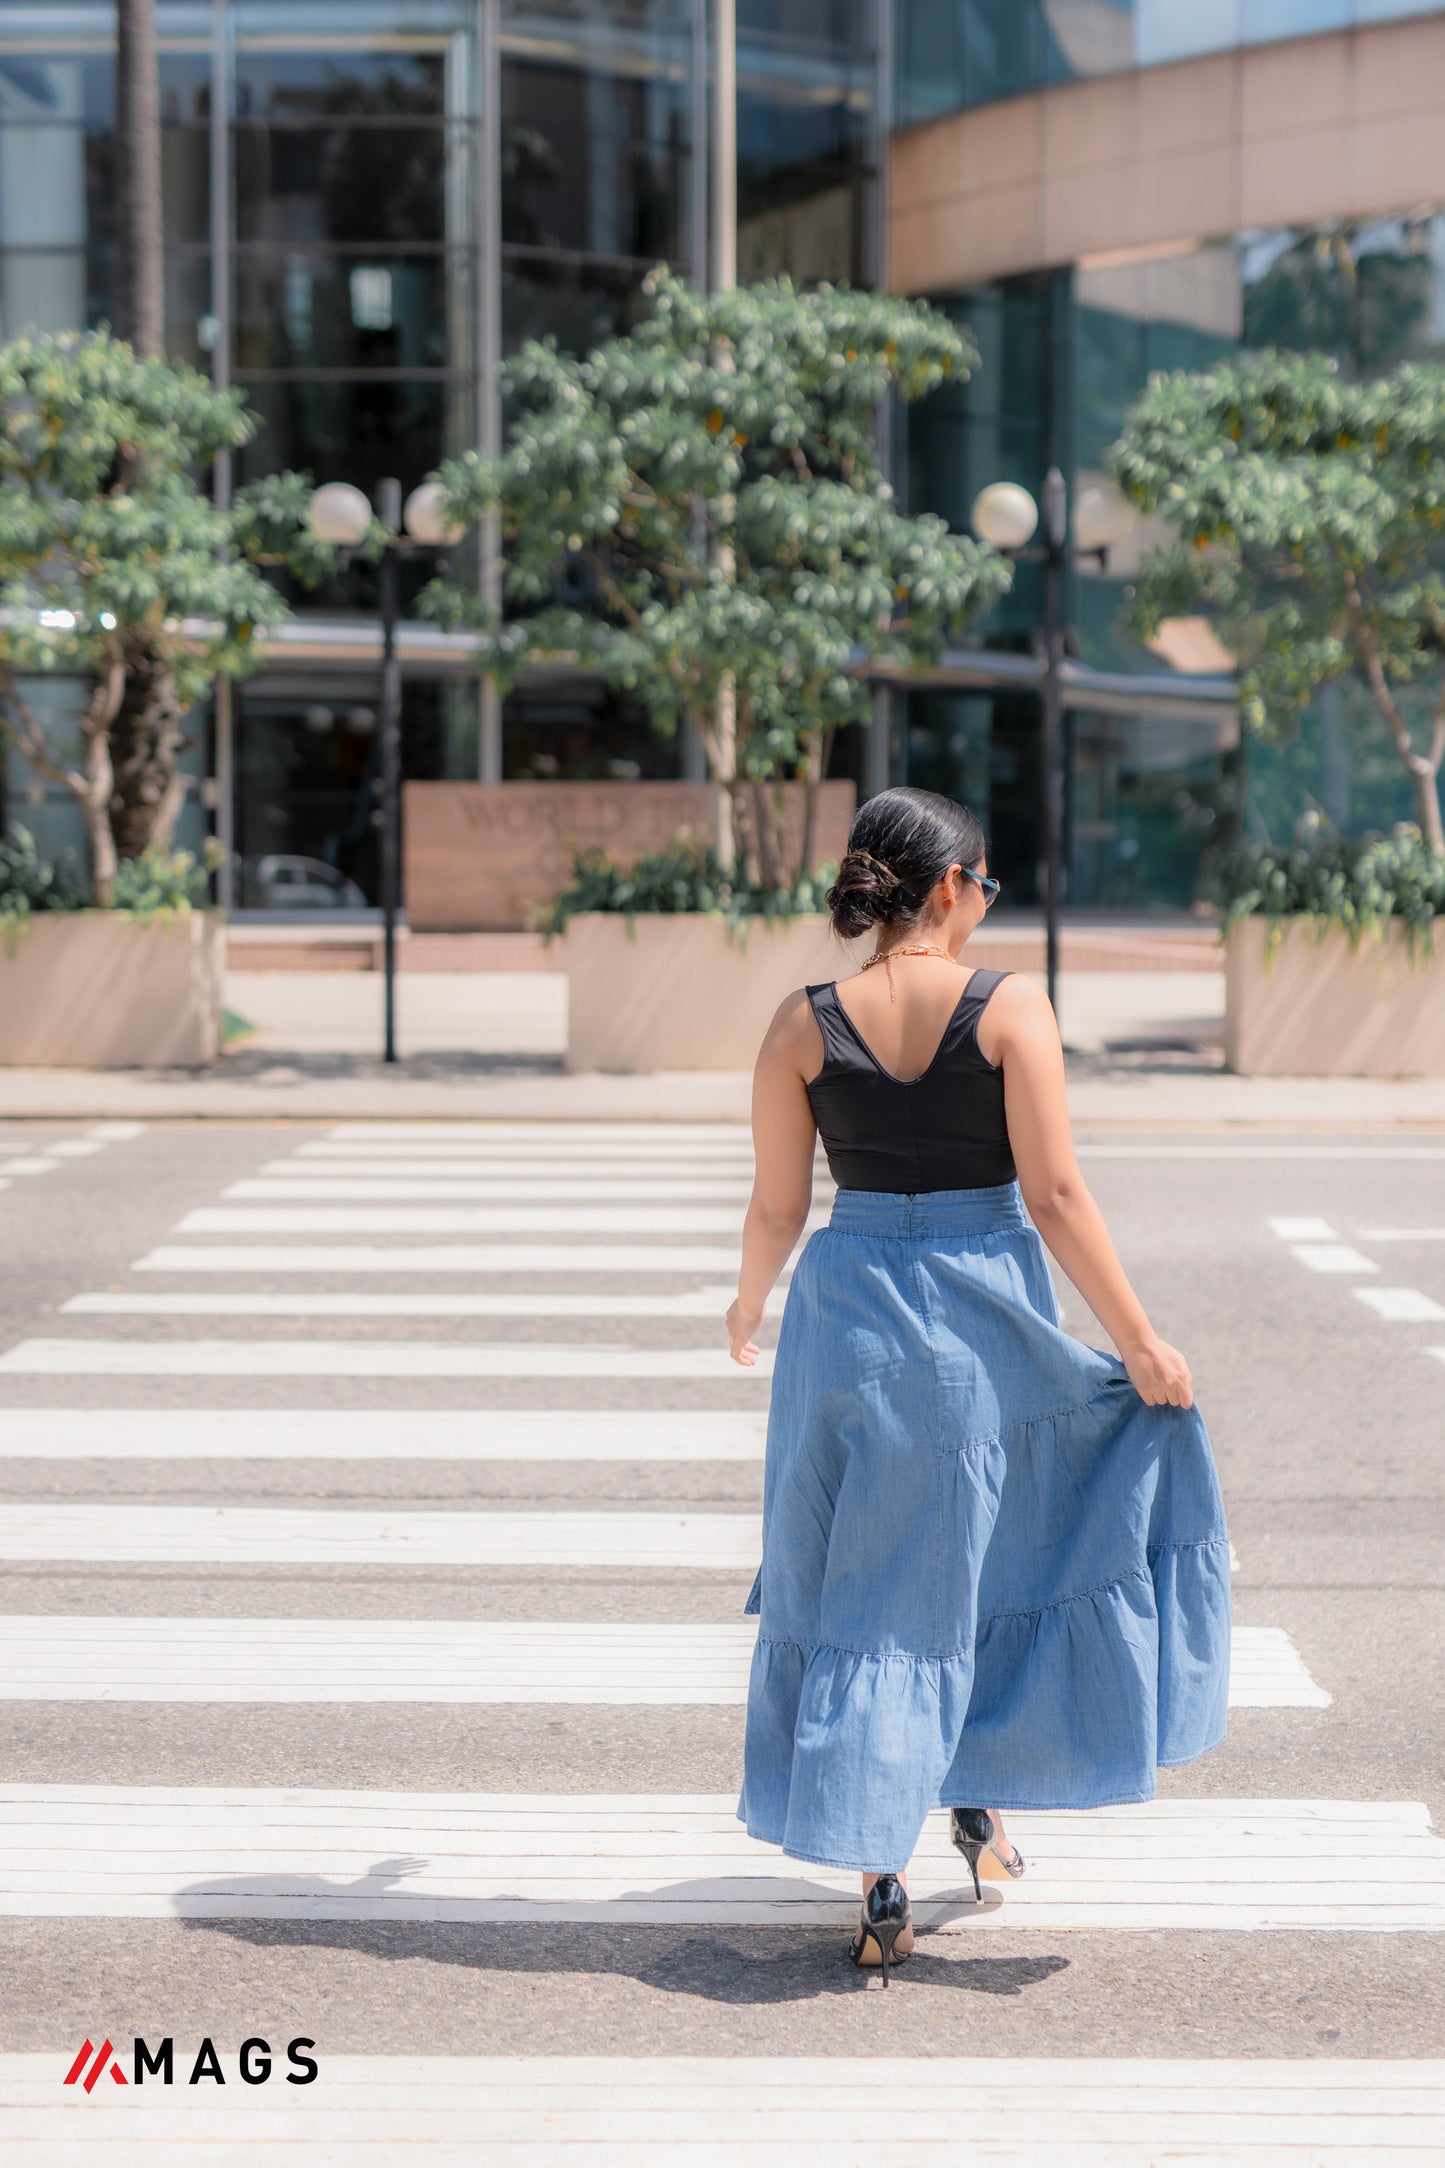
[5, 2, 1439, 916]
[901, 209, 1445, 906]
[0, 1, 882, 908]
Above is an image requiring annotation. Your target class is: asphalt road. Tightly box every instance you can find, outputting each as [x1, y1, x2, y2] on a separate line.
[0, 1118, 1442, 2154]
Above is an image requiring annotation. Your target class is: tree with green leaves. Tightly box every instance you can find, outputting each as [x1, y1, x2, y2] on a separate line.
[0, 330, 340, 903]
[421, 270, 1012, 884]
[1108, 348, 1445, 854]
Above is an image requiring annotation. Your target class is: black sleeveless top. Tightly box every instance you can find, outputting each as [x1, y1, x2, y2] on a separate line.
[804, 969, 1016, 1193]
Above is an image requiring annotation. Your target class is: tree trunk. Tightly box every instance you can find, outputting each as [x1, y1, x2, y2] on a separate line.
[1411, 757, 1445, 856]
[82, 729, 119, 906]
[116, 0, 165, 356]
[793, 725, 832, 887]
[108, 643, 191, 857]
[748, 780, 782, 891]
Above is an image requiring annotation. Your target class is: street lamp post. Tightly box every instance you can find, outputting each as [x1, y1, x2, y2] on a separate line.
[971, 470, 1133, 1016]
[306, 476, 463, 1064]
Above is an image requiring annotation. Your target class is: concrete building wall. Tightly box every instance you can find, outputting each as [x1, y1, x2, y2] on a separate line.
[890, 16, 1445, 291]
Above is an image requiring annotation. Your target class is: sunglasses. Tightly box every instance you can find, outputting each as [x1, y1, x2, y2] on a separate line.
[960, 865, 1001, 907]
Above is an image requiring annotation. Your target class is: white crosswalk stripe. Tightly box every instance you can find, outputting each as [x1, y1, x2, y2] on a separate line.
[0, 1123, 140, 1195]
[6, 2053, 1443, 2163]
[0, 1504, 765, 1567]
[1288, 1242, 1378, 1274]
[176, 1205, 810, 1233]
[1268, 1214, 1445, 1339]
[0, 1338, 764, 1378]
[0, 1789, 1438, 1929]
[294, 1139, 761, 1161]
[0, 1408, 769, 1461]
[1355, 1287, 1445, 1321]
[64, 1290, 739, 1318]
[240, 1169, 760, 1198]
[327, 1122, 755, 1142]
[0, 1619, 1327, 1708]
[131, 1243, 765, 1274]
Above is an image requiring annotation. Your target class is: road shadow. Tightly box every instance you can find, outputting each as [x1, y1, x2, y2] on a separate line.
[171, 1859, 1070, 2005]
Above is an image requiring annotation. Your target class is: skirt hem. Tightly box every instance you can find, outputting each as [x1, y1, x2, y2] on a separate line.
[737, 1725, 1230, 1873]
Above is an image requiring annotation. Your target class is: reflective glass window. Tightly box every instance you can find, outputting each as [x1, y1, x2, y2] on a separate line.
[230, 5, 481, 519]
[501, 251, 651, 356]
[234, 674, 480, 910]
[501, 0, 688, 265]
[0, 18, 208, 353]
[233, 376, 467, 492]
[1132, 0, 1240, 65]
[234, 124, 459, 247]
[234, 43, 447, 119]
[1042, 0, 1135, 83]
[737, 0, 874, 283]
[234, 252, 466, 372]
[1357, 0, 1445, 18]
[502, 677, 682, 782]
[1066, 711, 1233, 908]
[1241, 215, 1445, 374]
[1241, 0, 1350, 40]
[500, 0, 690, 354]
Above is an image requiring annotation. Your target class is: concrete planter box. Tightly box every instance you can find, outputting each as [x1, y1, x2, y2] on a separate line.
[0, 911, 225, 1068]
[1225, 916, 1445, 1076]
[558, 912, 865, 1072]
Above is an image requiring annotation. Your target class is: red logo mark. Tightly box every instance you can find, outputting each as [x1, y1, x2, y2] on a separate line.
[63, 2039, 128, 2092]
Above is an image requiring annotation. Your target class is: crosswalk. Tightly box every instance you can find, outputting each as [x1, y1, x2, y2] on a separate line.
[1, 1790, 1439, 1930]
[0, 1338, 763, 1377]
[0, 1618, 1329, 1706]
[0, 1122, 142, 1201]
[0, 1408, 769, 1460]
[1269, 1213, 1445, 1334]
[2, 1119, 1438, 2156]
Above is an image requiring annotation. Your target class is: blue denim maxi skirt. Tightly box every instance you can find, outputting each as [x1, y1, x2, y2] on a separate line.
[737, 1182, 1231, 1872]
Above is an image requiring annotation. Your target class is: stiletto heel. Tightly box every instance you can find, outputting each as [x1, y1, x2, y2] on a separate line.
[949, 1807, 995, 1901]
[950, 1807, 1027, 1890]
[847, 1871, 912, 1985]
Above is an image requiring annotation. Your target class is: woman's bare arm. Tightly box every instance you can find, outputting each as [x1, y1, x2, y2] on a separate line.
[984, 977, 1194, 1409]
[727, 992, 819, 1367]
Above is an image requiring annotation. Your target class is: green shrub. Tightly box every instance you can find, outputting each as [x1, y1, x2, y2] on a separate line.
[0, 826, 87, 942]
[542, 841, 837, 940]
[0, 826, 222, 947]
[1211, 827, 1445, 957]
[111, 840, 223, 918]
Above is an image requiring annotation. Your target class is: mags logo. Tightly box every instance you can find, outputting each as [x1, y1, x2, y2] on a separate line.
[63, 2035, 319, 2090]
[63, 2039, 128, 2092]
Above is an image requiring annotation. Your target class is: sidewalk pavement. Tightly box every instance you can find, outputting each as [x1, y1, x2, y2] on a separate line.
[0, 1062, 1440, 1127]
[0, 964, 1439, 1126]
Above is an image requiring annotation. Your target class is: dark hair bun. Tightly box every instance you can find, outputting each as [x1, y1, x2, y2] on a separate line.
[826, 788, 987, 943]
[827, 848, 918, 940]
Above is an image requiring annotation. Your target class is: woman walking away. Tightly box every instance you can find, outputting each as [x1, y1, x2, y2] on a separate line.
[727, 787, 1230, 1983]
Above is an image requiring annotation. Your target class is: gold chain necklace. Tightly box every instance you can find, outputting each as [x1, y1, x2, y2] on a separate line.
[859, 942, 957, 1001]
[859, 943, 955, 970]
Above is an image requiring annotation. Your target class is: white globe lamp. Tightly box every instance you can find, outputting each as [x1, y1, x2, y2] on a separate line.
[403, 481, 465, 546]
[306, 481, 373, 547]
[970, 482, 1039, 551]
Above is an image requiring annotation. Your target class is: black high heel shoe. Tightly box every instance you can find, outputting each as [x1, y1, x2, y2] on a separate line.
[847, 1872, 911, 1986]
[948, 1807, 1026, 1898]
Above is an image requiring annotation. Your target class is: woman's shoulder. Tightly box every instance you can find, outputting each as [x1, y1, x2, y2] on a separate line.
[977, 968, 1051, 1013]
[758, 983, 829, 1064]
[974, 969, 1058, 1059]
